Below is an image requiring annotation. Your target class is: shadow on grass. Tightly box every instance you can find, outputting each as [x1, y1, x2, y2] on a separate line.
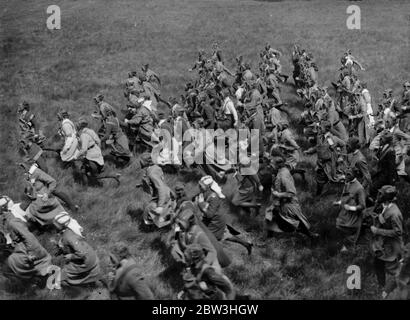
[149, 236, 184, 292]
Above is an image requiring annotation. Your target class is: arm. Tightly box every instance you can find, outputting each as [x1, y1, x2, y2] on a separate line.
[374, 213, 403, 238]
[61, 123, 75, 153]
[204, 107, 216, 128]
[127, 114, 142, 126]
[272, 172, 296, 200]
[64, 237, 86, 262]
[35, 169, 57, 193]
[281, 131, 299, 150]
[77, 133, 89, 157]
[345, 188, 366, 212]
[393, 128, 410, 144]
[196, 232, 218, 266]
[199, 196, 219, 220]
[332, 135, 347, 149]
[355, 159, 372, 187]
[101, 121, 114, 143]
[229, 102, 238, 126]
[128, 276, 154, 300]
[222, 65, 234, 77]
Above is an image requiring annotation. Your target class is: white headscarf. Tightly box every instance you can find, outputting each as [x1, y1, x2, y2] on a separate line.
[55, 213, 84, 237]
[199, 175, 225, 199]
[0, 196, 27, 222]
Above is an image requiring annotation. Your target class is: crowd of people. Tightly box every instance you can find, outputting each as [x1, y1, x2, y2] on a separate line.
[1, 42, 410, 300]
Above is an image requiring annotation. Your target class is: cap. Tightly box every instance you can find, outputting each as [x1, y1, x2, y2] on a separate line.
[78, 116, 89, 127]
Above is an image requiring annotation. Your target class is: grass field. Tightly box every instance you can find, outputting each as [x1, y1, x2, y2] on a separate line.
[0, 0, 409, 299]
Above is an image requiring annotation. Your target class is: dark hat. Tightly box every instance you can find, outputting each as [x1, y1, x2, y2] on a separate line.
[380, 132, 393, 145]
[138, 72, 147, 82]
[94, 93, 104, 102]
[175, 183, 185, 192]
[347, 136, 360, 151]
[18, 101, 30, 112]
[57, 109, 69, 119]
[378, 185, 397, 202]
[273, 156, 286, 167]
[78, 116, 89, 128]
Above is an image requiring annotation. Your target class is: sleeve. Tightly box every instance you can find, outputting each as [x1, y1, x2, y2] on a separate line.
[229, 102, 238, 124]
[355, 159, 372, 188]
[78, 133, 89, 156]
[64, 236, 86, 262]
[270, 109, 280, 126]
[369, 134, 381, 151]
[127, 114, 143, 126]
[149, 167, 168, 207]
[93, 131, 101, 147]
[61, 123, 75, 153]
[281, 172, 296, 196]
[394, 129, 410, 144]
[222, 65, 234, 77]
[128, 276, 154, 300]
[204, 107, 215, 128]
[61, 123, 74, 137]
[203, 196, 219, 221]
[333, 135, 347, 148]
[355, 187, 366, 211]
[36, 169, 57, 193]
[283, 131, 299, 149]
[101, 121, 114, 142]
[375, 213, 403, 238]
[197, 232, 218, 266]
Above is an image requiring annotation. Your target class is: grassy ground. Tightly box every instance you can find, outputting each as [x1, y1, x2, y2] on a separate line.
[0, 0, 409, 299]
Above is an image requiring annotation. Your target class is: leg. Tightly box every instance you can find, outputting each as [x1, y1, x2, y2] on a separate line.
[52, 189, 78, 212]
[374, 258, 386, 288]
[36, 156, 49, 173]
[399, 174, 410, 184]
[225, 236, 252, 255]
[86, 161, 103, 187]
